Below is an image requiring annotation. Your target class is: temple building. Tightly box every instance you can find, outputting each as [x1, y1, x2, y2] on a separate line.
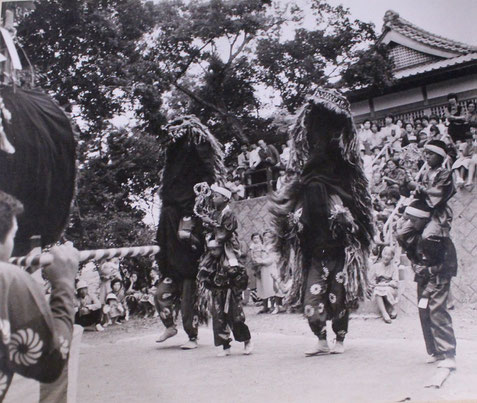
[349, 10, 477, 123]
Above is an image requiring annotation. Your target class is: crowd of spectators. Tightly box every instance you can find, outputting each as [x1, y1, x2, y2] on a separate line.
[223, 139, 296, 199]
[362, 94, 476, 249]
[74, 93, 477, 325]
[74, 259, 160, 331]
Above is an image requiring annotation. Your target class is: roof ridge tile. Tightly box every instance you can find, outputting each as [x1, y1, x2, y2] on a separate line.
[382, 10, 477, 54]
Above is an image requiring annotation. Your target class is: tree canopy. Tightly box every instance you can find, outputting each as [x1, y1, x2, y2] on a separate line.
[13, 0, 394, 250]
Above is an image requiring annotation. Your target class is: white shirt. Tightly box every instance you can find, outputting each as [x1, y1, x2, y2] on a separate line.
[249, 148, 261, 168]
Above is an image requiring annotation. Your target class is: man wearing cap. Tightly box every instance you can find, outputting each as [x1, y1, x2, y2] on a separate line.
[74, 280, 103, 331]
[0, 190, 80, 400]
[397, 200, 457, 369]
[408, 140, 455, 239]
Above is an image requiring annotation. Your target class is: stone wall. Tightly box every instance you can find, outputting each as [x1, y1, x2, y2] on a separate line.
[448, 186, 477, 305]
[232, 187, 477, 311]
[231, 196, 272, 245]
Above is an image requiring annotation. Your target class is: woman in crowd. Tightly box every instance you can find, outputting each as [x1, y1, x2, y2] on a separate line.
[254, 230, 279, 313]
[466, 100, 477, 132]
[401, 122, 416, 148]
[370, 121, 382, 148]
[382, 158, 407, 192]
[370, 247, 399, 324]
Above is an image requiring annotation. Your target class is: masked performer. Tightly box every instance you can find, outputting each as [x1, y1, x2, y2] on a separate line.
[154, 116, 225, 350]
[269, 89, 374, 356]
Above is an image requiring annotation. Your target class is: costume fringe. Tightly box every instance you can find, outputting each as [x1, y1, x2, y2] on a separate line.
[329, 204, 370, 307]
[157, 115, 227, 324]
[158, 115, 227, 195]
[270, 88, 374, 309]
[196, 281, 212, 325]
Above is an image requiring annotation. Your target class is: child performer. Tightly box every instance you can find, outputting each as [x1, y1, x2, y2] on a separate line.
[198, 184, 253, 356]
[397, 200, 457, 369]
[407, 140, 456, 240]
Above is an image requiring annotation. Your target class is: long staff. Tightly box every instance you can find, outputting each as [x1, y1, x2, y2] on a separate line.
[9, 245, 160, 273]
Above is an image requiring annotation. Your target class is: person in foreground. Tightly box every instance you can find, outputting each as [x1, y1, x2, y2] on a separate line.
[0, 190, 80, 401]
[397, 199, 457, 369]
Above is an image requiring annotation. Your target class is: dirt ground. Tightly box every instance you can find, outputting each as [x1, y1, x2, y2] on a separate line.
[6, 305, 477, 403]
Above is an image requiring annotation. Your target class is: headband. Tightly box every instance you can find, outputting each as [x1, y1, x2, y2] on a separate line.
[424, 144, 446, 158]
[210, 184, 232, 200]
[405, 205, 431, 218]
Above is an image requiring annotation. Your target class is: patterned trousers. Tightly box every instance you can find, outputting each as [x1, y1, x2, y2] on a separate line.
[417, 278, 456, 358]
[211, 288, 251, 347]
[154, 277, 199, 340]
[303, 253, 349, 341]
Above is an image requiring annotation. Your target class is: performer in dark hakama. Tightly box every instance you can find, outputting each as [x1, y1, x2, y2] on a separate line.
[397, 200, 457, 369]
[196, 185, 252, 357]
[154, 116, 225, 350]
[269, 89, 374, 356]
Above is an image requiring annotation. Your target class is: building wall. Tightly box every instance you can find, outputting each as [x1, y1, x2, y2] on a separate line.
[373, 87, 423, 112]
[426, 74, 477, 100]
[352, 72, 477, 123]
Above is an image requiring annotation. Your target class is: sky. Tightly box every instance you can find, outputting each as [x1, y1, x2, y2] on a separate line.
[326, 0, 477, 45]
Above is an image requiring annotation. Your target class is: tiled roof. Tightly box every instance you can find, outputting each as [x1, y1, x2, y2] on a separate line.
[382, 10, 477, 55]
[394, 52, 477, 79]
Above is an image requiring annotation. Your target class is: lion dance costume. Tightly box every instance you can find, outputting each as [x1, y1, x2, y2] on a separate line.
[154, 115, 225, 347]
[269, 88, 374, 354]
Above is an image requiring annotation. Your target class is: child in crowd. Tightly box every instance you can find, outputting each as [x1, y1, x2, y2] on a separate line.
[98, 260, 115, 306]
[270, 271, 291, 314]
[198, 184, 253, 357]
[103, 293, 126, 325]
[138, 285, 156, 318]
[74, 280, 104, 331]
[229, 176, 246, 200]
[249, 232, 264, 274]
[111, 278, 129, 321]
[370, 171, 387, 196]
[370, 247, 399, 323]
[276, 168, 287, 191]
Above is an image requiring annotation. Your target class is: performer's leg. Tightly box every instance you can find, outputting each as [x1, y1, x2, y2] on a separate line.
[331, 310, 349, 342]
[180, 278, 199, 341]
[228, 291, 251, 343]
[327, 255, 348, 342]
[376, 296, 391, 323]
[154, 277, 178, 330]
[211, 291, 231, 348]
[428, 280, 456, 360]
[417, 283, 439, 357]
[303, 258, 328, 341]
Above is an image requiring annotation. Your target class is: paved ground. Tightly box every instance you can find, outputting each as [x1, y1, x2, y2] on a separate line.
[6, 306, 477, 403]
